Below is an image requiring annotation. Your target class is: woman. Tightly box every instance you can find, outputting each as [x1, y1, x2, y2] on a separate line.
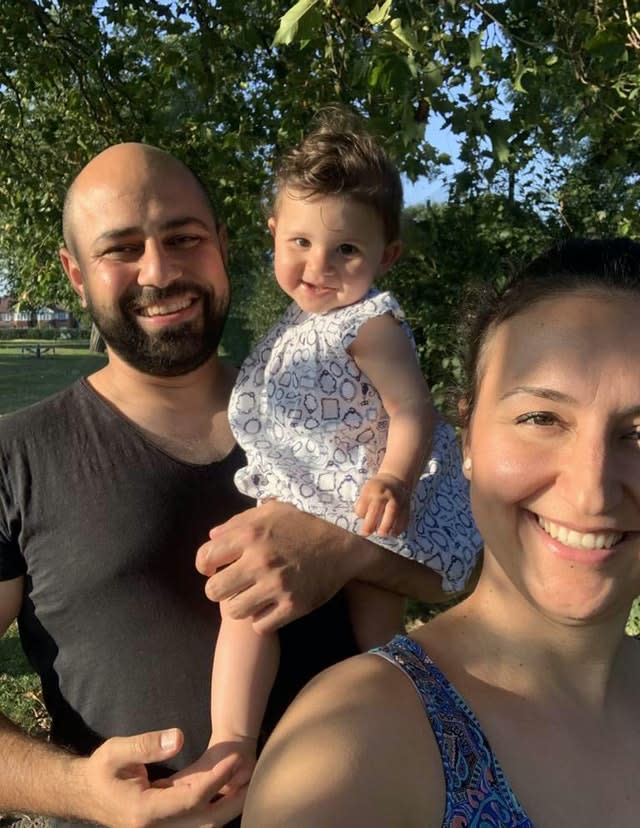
[241, 238, 640, 828]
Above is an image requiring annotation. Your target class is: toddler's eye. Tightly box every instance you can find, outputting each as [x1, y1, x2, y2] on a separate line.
[338, 243, 357, 255]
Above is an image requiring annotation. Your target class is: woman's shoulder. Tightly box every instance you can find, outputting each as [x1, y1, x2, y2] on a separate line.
[243, 650, 444, 827]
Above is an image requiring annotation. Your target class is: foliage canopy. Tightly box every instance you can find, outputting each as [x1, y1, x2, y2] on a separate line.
[0, 1, 638, 383]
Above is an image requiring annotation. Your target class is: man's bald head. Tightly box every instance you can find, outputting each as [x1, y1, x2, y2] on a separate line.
[62, 142, 217, 260]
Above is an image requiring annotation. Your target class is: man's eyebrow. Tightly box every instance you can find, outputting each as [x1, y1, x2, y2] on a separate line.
[500, 386, 578, 404]
[160, 216, 212, 232]
[94, 217, 211, 246]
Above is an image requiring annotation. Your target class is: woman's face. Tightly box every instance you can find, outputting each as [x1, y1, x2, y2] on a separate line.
[465, 290, 640, 624]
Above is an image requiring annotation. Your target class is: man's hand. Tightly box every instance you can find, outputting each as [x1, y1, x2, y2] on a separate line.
[196, 501, 364, 633]
[76, 728, 244, 828]
[355, 474, 411, 537]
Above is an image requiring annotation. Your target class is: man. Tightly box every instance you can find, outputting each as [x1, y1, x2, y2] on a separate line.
[0, 143, 450, 827]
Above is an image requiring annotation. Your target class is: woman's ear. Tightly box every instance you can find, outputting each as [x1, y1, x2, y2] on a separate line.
[458, 399, 472, 479]
[267, 217, 277, 238]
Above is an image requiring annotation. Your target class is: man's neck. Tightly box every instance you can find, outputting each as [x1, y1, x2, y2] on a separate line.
[87, 349, 238, 464]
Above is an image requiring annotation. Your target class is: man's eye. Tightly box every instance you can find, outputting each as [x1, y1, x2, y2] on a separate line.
[103, 245, 140, 258]
[168, 235, 200, 248]
[338, 243, 357, 255]
[514, 411, 558, 427]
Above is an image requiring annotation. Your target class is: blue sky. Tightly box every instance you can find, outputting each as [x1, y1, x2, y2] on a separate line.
[403, 113, 462, 206]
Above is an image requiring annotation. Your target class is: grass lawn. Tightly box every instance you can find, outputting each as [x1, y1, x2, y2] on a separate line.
[0, 344, 106, 415]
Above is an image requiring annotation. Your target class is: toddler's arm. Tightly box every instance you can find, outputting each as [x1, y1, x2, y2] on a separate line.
[349, 313, 436, 537]
[172, 610, 279, 797]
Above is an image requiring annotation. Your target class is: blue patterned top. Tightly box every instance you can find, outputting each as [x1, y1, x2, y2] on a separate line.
[373, 635, 534, 828]
[228, 288, 481, 592]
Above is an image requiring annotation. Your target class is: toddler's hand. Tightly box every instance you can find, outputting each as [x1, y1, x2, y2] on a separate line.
[169, 736, 257, 798]
[355, 474, 410, 537]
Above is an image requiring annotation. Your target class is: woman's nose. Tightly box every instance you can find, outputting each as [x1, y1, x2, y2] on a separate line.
[560, 435, 623, 517]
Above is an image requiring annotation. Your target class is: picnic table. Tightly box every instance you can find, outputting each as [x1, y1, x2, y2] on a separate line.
[20, 343, 56, 358]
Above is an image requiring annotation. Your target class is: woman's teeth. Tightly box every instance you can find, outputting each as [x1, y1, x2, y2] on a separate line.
[537, 516, 623, 550]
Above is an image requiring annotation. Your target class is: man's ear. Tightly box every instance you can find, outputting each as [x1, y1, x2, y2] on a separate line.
[59, 248, 87, 307]
[267, 216, 276, 238]
[379, 240, 402, 274]
[216, 223, 229, 266]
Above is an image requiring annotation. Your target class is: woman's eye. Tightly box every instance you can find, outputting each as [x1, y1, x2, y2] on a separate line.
[294, 237, 310, 247]
[624, 427, 640, 443]
[514, 411, 558, 427]
[338, 243, 357, 255]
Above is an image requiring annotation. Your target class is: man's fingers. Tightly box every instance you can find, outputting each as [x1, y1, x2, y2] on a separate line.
[222, 588, 274, 621]
[251, 601, 297, 633]
[196, 537, 240, 577]
[99, 728, 184, 769]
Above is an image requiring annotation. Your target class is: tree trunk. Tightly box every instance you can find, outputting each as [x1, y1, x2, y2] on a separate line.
[89, 323, 106, 354]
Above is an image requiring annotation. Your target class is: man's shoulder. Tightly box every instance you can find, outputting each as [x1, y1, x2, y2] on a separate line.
[0, 380, 87, 441]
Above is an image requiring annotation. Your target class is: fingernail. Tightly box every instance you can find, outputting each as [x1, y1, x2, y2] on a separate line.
[160, 729, 178, 751]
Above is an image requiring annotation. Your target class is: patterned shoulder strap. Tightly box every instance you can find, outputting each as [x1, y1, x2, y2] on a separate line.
[373, 635, 533, 828]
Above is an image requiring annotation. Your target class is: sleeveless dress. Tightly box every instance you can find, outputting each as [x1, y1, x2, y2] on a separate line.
[373, 635, 534, 828]
[228, 289, 481, 592]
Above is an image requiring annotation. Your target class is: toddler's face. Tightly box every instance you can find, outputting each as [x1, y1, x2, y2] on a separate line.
[268, 189, 400, 314]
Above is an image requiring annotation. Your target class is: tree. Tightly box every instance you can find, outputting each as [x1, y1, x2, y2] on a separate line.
[0, 1, 637, 323]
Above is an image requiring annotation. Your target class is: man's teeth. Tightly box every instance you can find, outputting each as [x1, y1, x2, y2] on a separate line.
[138, 297, 193, 317]
[537, 516, 623, 550]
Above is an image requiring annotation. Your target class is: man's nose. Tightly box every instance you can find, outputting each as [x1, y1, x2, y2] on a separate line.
[137, 240, 180, 287]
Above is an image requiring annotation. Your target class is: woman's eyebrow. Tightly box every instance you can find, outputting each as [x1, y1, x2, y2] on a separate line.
[500, 386, 577, 403]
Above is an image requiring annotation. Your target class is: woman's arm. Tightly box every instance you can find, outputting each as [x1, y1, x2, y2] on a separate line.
[242, 653, 443, 828]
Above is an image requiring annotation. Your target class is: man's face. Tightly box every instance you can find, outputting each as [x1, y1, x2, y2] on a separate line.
[63, 150, 230, 377]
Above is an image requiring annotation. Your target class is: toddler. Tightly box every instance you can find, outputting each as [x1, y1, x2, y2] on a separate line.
[185, 111, 481, 797]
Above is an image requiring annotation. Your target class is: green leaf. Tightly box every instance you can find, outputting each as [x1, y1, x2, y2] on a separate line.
[487, 120, 511, 163]
[513, 52, 536, 94]
[272, 0, 321, 47]
[390, 18, 420, 51]
[468, 34, 483, 70]
[367, 0, 393, 26]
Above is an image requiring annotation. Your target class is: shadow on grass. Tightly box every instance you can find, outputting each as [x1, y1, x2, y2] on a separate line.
[0, 631, 32, 678]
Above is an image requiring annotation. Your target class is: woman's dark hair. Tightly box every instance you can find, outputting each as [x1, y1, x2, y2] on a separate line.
[460, 237, 640, 427]
[270, 107, 403, 243]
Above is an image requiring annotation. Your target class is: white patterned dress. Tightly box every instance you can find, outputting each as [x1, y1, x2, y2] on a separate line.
[229, 289, 481, 592]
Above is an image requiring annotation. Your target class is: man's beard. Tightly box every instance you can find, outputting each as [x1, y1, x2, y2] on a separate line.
[86, 282, 229, 377]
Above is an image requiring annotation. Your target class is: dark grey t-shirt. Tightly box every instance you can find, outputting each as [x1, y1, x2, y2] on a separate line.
[0, 379, 356, 778]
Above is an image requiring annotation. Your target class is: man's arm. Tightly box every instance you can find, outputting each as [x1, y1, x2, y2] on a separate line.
[196, 500, 457, 633]
[0, 579, 242, 827]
